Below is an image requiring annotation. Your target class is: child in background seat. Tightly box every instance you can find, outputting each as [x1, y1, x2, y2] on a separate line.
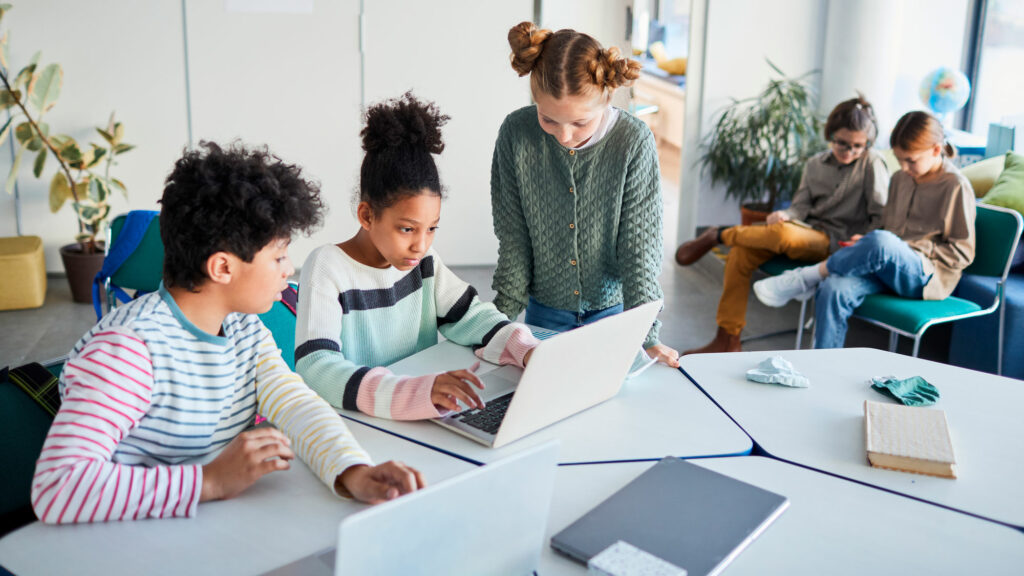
[675, 96, 889, 354]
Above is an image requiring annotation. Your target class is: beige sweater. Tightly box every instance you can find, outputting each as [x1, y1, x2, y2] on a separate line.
[883, 158, 976, 300]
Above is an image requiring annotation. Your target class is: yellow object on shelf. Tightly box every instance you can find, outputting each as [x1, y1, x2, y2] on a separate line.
[647, 41, 687, 76]
[0, 235, 46, 310]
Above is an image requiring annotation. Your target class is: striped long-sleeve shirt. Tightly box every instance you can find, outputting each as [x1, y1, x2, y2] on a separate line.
[295, 245, 538, 420]
[31, 286, 372, 524]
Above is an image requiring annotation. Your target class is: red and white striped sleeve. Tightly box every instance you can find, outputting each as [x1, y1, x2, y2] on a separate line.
[31, 328, 202, 524]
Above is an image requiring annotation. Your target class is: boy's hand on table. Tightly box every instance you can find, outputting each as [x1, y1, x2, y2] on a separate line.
[432, 362, 485, 412]
[339, 461, 426, 504]
[645, 343, 680, 368]
[201, 428, 295, 502]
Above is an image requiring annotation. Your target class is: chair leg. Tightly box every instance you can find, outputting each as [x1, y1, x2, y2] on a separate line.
[911, 335, 921, 358]
[795, 299, 807, 349]
[998, 292, 1006, 376]
[888, 331, 898, 353]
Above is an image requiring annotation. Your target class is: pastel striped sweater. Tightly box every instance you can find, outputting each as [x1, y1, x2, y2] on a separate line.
[31, 286, 371, 524]
[295, 245, 537, 420]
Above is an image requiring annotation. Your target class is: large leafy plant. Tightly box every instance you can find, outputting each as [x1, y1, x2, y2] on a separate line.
[0, 3, 133, 253]
[700, 61, 826, 212]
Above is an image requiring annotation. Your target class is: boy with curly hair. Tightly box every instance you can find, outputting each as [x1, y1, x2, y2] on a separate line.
[32, 142, 424, 524]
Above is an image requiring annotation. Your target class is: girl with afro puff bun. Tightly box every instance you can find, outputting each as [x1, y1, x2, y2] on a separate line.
[295, 92, 539, 421]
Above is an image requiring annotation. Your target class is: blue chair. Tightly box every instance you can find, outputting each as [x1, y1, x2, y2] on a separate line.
[98, 211, 163, 318]
[851, 203, 1023, 370]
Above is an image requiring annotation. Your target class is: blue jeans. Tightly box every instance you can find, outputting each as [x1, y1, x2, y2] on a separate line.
[524, 297, 624, 333]
[814, 230, 932, 349]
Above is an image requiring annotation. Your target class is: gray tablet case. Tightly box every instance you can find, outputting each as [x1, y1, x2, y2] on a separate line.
[551, 457, 789, 576]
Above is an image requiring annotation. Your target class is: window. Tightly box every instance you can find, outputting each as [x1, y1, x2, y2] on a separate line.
[964, 0, 1024, 133]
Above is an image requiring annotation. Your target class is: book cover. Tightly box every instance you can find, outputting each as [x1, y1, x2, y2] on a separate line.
[864, 400, 957, 479]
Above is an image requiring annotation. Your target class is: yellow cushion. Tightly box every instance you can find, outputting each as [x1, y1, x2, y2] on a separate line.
[961, 154, 1006, 198]
[0, 236, 46, 310]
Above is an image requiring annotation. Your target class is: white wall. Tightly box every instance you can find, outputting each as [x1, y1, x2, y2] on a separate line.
[1, 0, 531, 272]
[821, 0, 969, 139]
[678, 0, 968, 238]
[1, 0, 189, 270]
[362, 0, 532, 265]
[679, 0, 828, 235]
[184, 0, 365, 273]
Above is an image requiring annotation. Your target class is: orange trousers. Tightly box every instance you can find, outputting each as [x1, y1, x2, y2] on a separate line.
[717, 222, 829, 335]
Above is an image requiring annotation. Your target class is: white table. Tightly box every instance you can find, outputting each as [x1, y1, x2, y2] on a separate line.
[0, 420, 475, 576]
[680, 348, 1024, 528]
[341, 341, 752, 464]
[540, 456, 1024, 575]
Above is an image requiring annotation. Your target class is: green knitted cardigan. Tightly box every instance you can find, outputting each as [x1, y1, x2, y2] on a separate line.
[489, 105, 664, 347]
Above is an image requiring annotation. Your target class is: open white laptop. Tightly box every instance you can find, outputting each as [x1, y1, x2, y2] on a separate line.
[432, 300, 662, 448]
[264, 440, 559, 576]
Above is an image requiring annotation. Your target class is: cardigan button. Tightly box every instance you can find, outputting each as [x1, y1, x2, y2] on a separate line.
[570, 259, 577, 266]
[569, 223, 575, 229]
[569, 149, 576, 156]
[574, 290, 580, 296]
[569, 187, 574, 194]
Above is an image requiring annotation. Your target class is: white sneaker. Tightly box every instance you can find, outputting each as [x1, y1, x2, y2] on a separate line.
[754, 269, 815, 307]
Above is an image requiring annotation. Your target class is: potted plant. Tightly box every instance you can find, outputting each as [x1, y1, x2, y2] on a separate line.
[0, 4, 134, 302]
[700, 61, 826, 225]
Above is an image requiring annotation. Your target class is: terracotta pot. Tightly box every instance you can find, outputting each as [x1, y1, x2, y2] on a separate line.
[740, 203, 772, 226]
[59, 243, 105, 304]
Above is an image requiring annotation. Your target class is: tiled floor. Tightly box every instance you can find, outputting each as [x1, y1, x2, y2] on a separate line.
[0, 246, 951, 370]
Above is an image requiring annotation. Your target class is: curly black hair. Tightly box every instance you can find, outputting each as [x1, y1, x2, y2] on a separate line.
[359, 91, 451, 214]
[159, 141, 325, 291]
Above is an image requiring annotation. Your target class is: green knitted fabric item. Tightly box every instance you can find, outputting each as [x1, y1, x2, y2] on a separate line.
[490, 106, 664, 347]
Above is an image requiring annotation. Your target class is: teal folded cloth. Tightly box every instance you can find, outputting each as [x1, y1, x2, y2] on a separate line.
[746, 356, 809, 388]
[870, 375, 939, 407]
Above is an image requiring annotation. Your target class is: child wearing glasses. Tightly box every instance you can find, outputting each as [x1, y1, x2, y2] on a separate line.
[753, 110, 975, 349]
[675, 96, 889, 354]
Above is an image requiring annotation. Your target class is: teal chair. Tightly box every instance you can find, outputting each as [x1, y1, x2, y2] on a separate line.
[851, 203, 1023, 368]
[102, 211, 164, 316]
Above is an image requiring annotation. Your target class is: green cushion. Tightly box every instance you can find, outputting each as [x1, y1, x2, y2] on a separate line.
[980, 151, 1024, 216]
[855, 294, 983, 335]
[962, 154, 1005, 197]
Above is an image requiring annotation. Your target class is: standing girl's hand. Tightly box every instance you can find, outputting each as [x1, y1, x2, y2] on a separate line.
[645, 343, 680, 368]
[431, 362, 485, 412]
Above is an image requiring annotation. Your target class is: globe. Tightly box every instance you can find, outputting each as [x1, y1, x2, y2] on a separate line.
[919, 67, 971, 121]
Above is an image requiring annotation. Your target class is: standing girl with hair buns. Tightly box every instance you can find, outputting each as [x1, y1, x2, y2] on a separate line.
[295, 92, 538, 421]
[675, 96, 890, 354]
[491, 22, 679, 367]
[753, 110, 976, 349]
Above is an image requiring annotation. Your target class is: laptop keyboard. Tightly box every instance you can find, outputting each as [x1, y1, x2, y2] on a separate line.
[455, 392, 514, 435]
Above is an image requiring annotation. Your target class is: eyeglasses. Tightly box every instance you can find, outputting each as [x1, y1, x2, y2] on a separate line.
[831, 138, 868, 153]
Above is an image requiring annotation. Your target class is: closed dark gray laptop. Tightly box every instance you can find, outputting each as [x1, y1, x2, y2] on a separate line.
[551, 457, 788, 576]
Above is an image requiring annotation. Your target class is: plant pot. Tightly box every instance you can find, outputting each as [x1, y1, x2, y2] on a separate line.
[59, 243, 105, 304]
[740, 203, 772, 226]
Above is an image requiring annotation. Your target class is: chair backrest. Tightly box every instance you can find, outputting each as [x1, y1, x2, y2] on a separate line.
[964, 203, 1023, 279]
[107, 212, 164, 293]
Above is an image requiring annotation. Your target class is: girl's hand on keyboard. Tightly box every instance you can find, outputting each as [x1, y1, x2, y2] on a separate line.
[431, 362, 485, 412]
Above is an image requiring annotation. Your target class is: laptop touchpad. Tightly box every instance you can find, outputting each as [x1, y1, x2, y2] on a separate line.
[480, 365, 521, 401]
